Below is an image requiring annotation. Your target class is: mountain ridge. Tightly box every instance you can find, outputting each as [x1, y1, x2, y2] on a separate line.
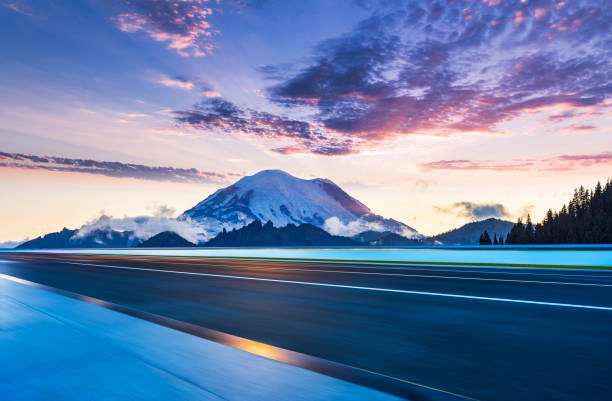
[17, 227, 141, 249]
[204, 220, 360, 247]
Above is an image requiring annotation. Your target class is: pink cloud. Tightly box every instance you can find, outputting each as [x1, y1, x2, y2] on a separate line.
[157, 76, 195, 90]
[417, 152, 612, 172]
[113, 1, 217, 57]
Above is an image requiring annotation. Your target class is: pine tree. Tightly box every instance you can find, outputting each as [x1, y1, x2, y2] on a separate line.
[525, 214, 534, 244]
[479, 230, 492, 245]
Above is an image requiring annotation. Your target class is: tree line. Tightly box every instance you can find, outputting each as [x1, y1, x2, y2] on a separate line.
[481, 179, 612, 245]
[478, 231, 504, 245]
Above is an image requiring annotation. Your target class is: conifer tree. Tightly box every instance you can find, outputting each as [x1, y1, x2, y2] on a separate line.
[479, 230, 492, 245]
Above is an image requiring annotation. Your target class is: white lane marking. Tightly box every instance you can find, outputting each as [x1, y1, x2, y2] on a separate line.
[137, 260, 612, 287]
[116, 258, 612, 279]
[11, 256, 612, 285]
[13, 255, 612, 279]
[61, 261, 612, 311]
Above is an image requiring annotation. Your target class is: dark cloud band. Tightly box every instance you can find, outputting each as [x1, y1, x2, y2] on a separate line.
[0, 151, 231, 183]
[174, 98, 357, 155]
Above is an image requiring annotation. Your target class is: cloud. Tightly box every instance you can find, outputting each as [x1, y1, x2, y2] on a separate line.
[434, 202, 511, 221]
[417, 152, 612, 172]
[563, 124, 597, 132]
[255, 1, 612, 154]
[1, 1, 32, 15]
[174, 97, 358, 155]
[553, 152, 612, 167]
[323, 216, 418, 238]
[519, 203, 535, 219]
[0, 151, 232, 183]
[75, 207, 209, 243]
[157, 76, 195, 90]
[118, 112, 150, 118]
[202, 90, 221, 98]
[323, 216, 387, 237]
[112, 0, 218, 56]
[416, 159, 535, 172]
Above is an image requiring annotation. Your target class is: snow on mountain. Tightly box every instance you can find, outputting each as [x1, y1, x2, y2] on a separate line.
[180, 169, 420, 238]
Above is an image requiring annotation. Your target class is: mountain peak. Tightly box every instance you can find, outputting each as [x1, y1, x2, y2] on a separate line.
[248, 169, 292, 178]
[181, 169, 419, 239]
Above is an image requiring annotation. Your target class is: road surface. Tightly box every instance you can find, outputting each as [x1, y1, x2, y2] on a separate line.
[1, 252, 611, 400]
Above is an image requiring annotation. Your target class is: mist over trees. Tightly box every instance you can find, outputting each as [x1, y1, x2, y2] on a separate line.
[501, 180, 612, 244]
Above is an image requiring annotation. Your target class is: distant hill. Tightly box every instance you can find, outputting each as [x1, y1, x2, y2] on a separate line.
[137, 231, 195, 248]
[352, 230, 393, 243]
[431, 218, 514, 245]
[16, 228, 140, 249]
[370, 233, 422, 246]
[205, 220, 359, 247]
[352, 230, 422, 245]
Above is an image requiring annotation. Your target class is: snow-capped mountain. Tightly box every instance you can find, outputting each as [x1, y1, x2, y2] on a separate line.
[180, 169, 420, 238]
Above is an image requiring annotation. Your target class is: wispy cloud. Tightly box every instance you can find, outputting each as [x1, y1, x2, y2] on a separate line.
[434, 202, 512, 221]
[417, 152, 612, 172]
[416, 159, 535, 172]
[563, 124, 597, 132]
[118, 112, 150, 118]
[157, 75, 195, 90]
[0, 151, 233, 183]
[553, 152, 612, 167]
[112, 0, 218, 57]
[1, 1, 32, 16]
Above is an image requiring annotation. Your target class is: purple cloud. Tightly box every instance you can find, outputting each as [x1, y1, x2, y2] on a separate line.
[263, 1, 611, 148]
[417, 152, 612, 172]
[174, 98, 358, 155]
[165, 1, 610, 156]
[113, 0, 218, 56]
[0, 151, 233, 183]
[564, 124, 597, 132]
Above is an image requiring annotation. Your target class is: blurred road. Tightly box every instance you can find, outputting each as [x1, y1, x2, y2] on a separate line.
[1, 252, 611, 401]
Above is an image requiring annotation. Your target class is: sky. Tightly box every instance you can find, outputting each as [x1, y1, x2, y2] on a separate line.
[0, 0, 611, 243]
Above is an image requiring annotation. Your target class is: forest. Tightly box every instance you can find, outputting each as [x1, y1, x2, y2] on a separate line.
[480, 180, 612, 244]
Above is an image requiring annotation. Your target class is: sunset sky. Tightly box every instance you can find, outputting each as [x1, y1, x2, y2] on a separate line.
[1, 0, 611, 243]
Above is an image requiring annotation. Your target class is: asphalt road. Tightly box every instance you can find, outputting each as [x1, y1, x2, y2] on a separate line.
[1, 252, 611, 401]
